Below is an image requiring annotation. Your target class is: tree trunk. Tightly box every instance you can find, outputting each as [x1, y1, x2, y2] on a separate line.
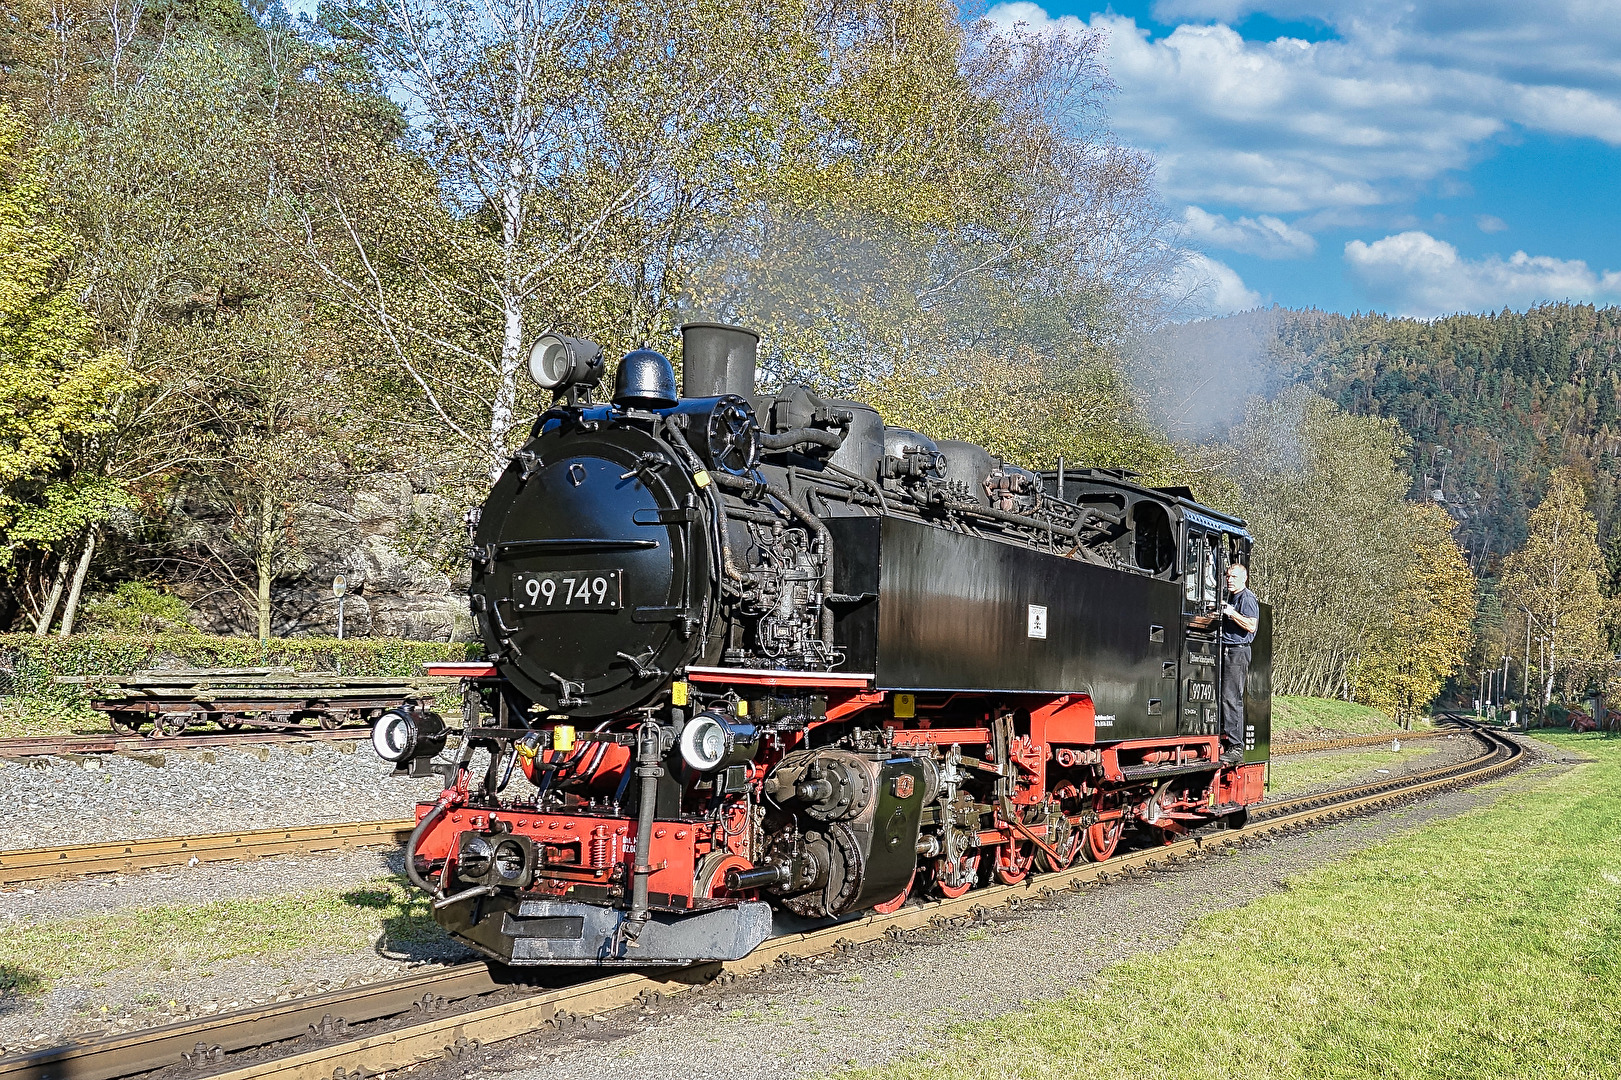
[57, 529, 98, 637]
[256, 487, 275, 645]
[487, 161, 526, 482]
[33, 550, 73, 636]
[489, 289, 524, 481]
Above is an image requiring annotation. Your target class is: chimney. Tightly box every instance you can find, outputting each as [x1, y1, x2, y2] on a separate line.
[680, 323, 759, 400]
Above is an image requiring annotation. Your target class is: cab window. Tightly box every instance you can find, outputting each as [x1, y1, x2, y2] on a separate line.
[1184, 531, 1215, 603]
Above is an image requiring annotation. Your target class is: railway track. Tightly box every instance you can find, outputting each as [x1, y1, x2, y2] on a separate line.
[0, 727, 372, 761]
[0, 718, 1523, 1080]
[0, 720, 1430, 764]
[0, 726, 1449, 887]
[1271, 728, 1444, 755]
[0, 820, 413, 886]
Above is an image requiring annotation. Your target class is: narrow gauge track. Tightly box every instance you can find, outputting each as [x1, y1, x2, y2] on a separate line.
[0, 719, 1436, 763]
[0, 820, 413, 887]
[0, 726, 1444, 886]
[0, 719, 1522, 1080]
[1272, 729, 1444, 755]
[0, 728, 373, 761]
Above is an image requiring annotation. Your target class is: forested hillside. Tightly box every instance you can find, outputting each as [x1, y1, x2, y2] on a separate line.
[1279, 305, 1621, 576]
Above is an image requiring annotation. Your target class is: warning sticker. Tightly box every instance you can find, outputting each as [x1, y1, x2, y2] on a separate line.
[1027, 604, 1048, 639]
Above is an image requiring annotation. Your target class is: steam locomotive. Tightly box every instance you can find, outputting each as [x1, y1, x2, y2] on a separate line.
[376, 323, 1271, 966]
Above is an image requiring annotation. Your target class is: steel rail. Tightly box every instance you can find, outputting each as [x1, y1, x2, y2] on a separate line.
[1272, 729, 1445, 756]
[0, 820, 414, 886]
[1, 720, 1522, 1080]
[0, 728, 374, 760]
[1, 732, 1445, 884]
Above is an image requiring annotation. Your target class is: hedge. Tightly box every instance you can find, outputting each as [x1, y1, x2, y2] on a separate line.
[0, 633, 482, 735]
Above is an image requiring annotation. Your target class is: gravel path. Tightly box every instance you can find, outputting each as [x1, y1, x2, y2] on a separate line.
[445, 737, 1581, 1080]
[0, 739, 441, 850]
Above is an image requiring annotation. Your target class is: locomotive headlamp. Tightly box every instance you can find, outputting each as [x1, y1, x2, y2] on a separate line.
[679, 711, 760, 772]
[458, 834, 495, 881]
[528, 332, 605, 392]
[370, 706, 448, 764]
[491, 838, 536, 885]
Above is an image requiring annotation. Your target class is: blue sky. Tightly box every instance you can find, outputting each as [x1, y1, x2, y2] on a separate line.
[986, 1, 1621, 317]
[288, 0, 1620, 319]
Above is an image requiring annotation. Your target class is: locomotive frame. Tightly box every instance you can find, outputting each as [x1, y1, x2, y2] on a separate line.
[385, 324, 1271, 967]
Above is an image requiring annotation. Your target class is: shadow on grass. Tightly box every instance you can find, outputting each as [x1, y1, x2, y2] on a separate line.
[339, 877, 472, 964]
[0, 964, 46, 1011]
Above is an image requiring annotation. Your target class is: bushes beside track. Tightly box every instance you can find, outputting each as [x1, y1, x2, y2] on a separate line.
[0, 633, 480, 736]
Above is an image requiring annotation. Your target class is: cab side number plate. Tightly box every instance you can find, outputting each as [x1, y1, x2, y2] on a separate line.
[514, 570, 622, 611]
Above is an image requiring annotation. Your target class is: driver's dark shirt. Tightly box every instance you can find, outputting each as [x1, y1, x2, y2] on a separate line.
[1220, 588, 1259, 645]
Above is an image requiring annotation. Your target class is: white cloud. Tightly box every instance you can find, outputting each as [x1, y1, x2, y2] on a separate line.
[982, 3, 1621, 216]
[1343, 231, 1621, 317]
[1475, 214, 1508, 233]
[1181, 206, 1317, 257]
[1174, 253, 1264, 315]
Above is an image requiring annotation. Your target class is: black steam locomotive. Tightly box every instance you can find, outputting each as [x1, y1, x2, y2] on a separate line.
[381, 323, 1271, 966]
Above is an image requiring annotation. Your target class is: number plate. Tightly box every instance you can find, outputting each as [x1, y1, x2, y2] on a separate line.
[514, 570, 622, 611]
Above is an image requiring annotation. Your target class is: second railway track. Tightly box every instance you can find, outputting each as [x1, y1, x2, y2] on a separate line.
[0, 718, 1525, 1080]
[0, 723, 1452, 886]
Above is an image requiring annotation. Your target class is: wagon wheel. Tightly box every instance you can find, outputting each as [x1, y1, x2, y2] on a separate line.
[1034, 815, 1079, 873]
[155, 713, 191, 738]
[871, 870, 915, 914]
[108, 711, 147, 735]
[319, 709, 349, 732]
[993, 836, 1036, 885]
[932, 853, 980, 899]
[217, 717, 244, 732]
[1083, 819, 1123, 862]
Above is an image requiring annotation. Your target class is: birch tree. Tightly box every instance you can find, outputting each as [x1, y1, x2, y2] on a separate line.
[1223, 389, 1418, 698]
[303, 0, 797, 478]
[1500, 468, 1608, 706]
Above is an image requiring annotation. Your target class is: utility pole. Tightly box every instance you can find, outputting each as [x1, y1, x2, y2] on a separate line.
[1524, 614, 1532, 700]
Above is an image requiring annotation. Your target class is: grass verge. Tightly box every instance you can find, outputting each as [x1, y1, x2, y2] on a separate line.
[0, 878, 443, 996]
[1273, 695, 1409, 737]
[1268, 744, 1422, 794]
[842, 730, 1621, 1080]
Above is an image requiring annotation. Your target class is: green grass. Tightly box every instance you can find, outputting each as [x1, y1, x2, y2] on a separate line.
[840, 730, 1621, 1080]
[0, 878, 444, 996]
[1273, 696, 1409, 737]
[1268, 744, 1421, 793]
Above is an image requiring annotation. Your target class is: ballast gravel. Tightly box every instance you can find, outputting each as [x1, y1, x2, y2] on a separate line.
[0, 738, 441, 850]
[454, 738, 1582, 1080]
[0, 733, 1566, 1062]
[0, 741, 461, 1052]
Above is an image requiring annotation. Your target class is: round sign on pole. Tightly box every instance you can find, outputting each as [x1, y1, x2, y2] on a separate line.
[333, 574, 348, 598]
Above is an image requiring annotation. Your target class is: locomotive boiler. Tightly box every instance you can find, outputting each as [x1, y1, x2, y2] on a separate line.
[378, 323, 1272, 966]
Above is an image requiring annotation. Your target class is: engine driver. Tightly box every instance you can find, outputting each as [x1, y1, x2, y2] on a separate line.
[1219, 563, 1260, 766]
